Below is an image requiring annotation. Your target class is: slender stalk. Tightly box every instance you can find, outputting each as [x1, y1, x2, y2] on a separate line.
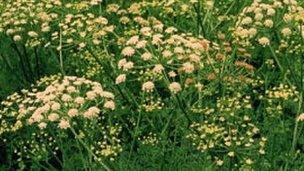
[161, 109, 175, 136]
[59, 27, 65, 75]
[22, 44, 34, 82]
[0, 53, 13, 70]
[290, 23, 304, 156]
[193, 2, 206, 37]
[175, 95, 192, 127]
[11, 42, 31, 83]
[34, 47, 41, 78]
[291, 94, 303, 154]
[69, 127, 112, 171]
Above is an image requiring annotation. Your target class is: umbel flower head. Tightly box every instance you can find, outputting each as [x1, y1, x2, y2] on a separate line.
[0, 0, 114, 50]
[1, 75, 116, 133]
[0, 75, 122, 165]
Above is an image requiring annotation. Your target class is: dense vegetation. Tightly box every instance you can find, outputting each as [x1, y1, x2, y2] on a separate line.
[1, 0, 304, 170]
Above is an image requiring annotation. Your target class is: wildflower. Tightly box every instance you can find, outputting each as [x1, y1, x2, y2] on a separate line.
[140, 27, 152, 36]
[58, 119, 70, 129]
[259, 149, 265, 154]
[66, 86, 76, 93]
[258, 37, 270, 46]
[196, 83, 204, 92]
[67, 38, 73, 44]
[136, 40, 147, 48]
[281, 28, 292, 37]
[169, 82, 182, 94]
[48, 113, 59, 122]
[248, 28, 257, 37]
[115, 74, 126, 84]
[93, 39, 101, 45]
[61, 94, 72, 102]
[216, 159, 224, 166]
[205, 0, 214, 10]
[121, 46, 135, 57]
[189, 54, 200, 63]
[267, 8, 276, 16]
[104, 100, 115, 110]
[162, 50, 173, 58]
[141, 52, 152, 61]
[86, 91, 97, 100]
[264, 19, 273, 28]
[79, 42, 86, 48]
[255, 13, 263, 21]
[241, 17, 253, 25]
[228, 151, 235, 157]
[75, 97, 85, 105]
[13, 35, 22, 41]
[152, 34, 163, 45]
[168, 71, 177, 78]
[28, 31, 38, 38]
[51, 102, 61, 111]
[245, 158, 253, 165]
[182, 62, 195, 73]
[174, 47, 184, 54]
[118, 58, 127, 69]
[208, 72, 216, 80]
[100, 91, 115, 99]
[297, 113, 304, 121]
[38, 122, 47, 129]
[165, 27, 177, 33]
[142, 81, 155, 92]
[126, 36, 139, 45]
[30, 112, 43, 123]
[68, 108, 78, 117]
[152, 64, 164, 74]
[84, 106, 100, 118]
[123, 61, 134, 71]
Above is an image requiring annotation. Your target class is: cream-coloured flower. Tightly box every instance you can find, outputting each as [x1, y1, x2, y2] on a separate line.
[264, 19, 273, 28]
[216, 159, 224, 166]
[168, 71, 177, 78]
[169, 82, 182, 94]
[68, 108, 78, 117]
[86, 91, 97, 100]
[84, 106, 100, 118]
[121, 46, 135, 57]
[126, 36, 139, 45]
[48, 113, 59, 122]
[61, 94, 72, 102]
[245, 158, 253, 165]
[142, 81, 155, 92]
[141, 52, 152, 61]
[182, 62, 195, 73]
[51, 102, 61, 111]
[297, 113, 304, 121]
[115, 74, 126, 84]
[258, 37, 270, 46]
[58, 119, 70, 129]
[13, 35, 22, 41]
[75, 97, 85, 105]
[281, 28, 292, 37]
[28, 31, 38, 38]
[123, 61, 134, 71]
[104, 100, 115, 110]
[38, 122, 47, 129]
[118, 58, 127, 69]
[153, 64, 164, 74]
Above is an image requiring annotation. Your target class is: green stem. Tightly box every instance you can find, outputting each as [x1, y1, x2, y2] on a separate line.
[59, 27, 65, 75]
[11, 42, 31, 83]
[69, 127, 112, 171]
[291, 24, 304, 154]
